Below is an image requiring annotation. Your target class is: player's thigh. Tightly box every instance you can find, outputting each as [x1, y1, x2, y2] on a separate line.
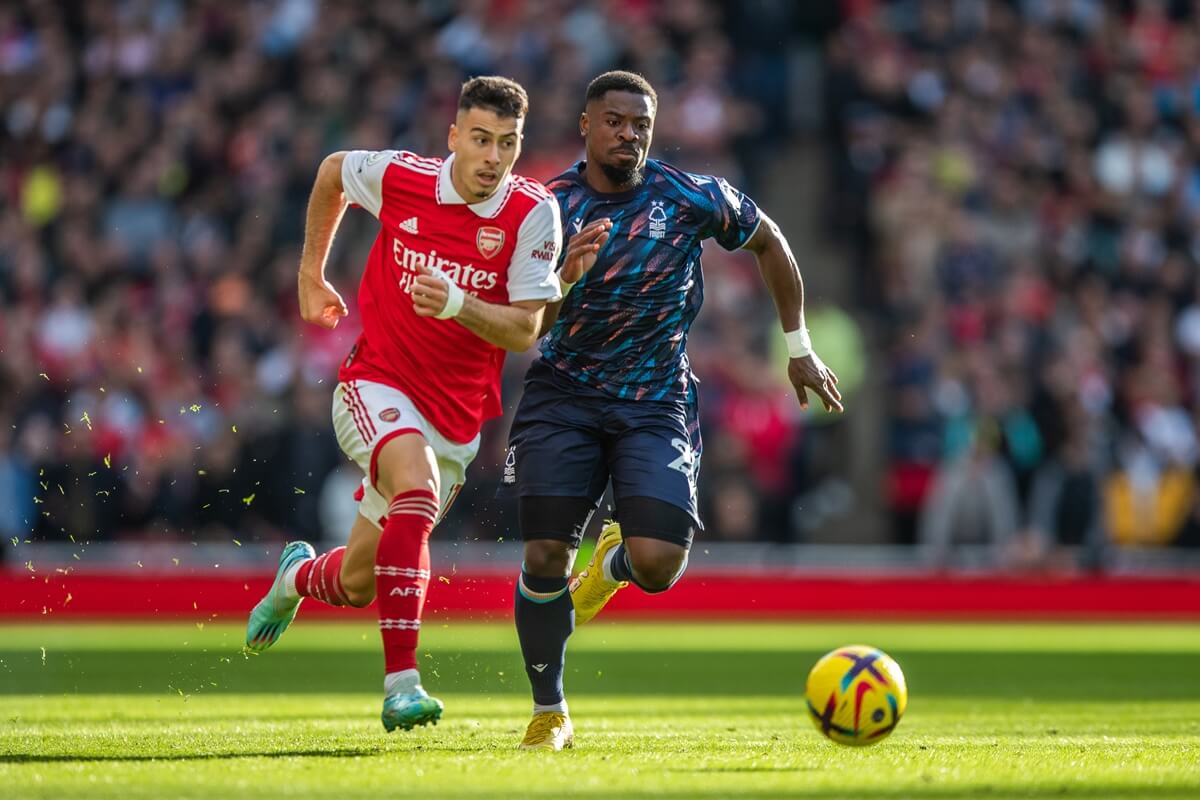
[511, 442, 607, 556]
[331, 380, 439, 506]
[340, 512, 384, 600]
[430, 433, 479, 523]
[364, 432, 473, 527]
[607, 406, 702, 549]
[374, 432, 439, 499]
[505, 386, 609, 516]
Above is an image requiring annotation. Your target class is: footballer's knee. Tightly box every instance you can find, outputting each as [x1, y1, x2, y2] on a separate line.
[517, 495, 593, 577]
[523, 539, 574, 578]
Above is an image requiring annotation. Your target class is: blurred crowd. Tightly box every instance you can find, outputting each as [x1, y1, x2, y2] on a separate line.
[826, 0, 1200, 566]
[0, 0, 814, 553]
[13, 0, 1196, 563]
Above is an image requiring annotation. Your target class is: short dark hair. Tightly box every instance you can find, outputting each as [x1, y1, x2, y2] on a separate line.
[585, 71, 657, 111]
[458, 76, 528, 119]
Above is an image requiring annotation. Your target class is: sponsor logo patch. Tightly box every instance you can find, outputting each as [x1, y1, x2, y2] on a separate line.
[379, 408, 401, 423]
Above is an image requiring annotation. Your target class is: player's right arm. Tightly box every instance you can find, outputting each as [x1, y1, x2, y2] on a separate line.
[412, 283, 547, 352]
[412, 191, 570, 351]
[535, 218, 613, 339]
[297, 151, 351, 330]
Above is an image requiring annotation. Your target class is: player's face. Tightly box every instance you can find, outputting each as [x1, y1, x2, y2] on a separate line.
[448, 107, 524, 200]
[582, 91, 655, 183]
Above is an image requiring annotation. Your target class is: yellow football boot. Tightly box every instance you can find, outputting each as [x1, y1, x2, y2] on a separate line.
[518, 711, 575, 751]
[569, 521, 628, 625]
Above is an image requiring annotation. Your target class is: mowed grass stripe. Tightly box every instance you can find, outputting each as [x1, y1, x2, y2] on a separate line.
[1, 623, 1198, 799]
[3, 621, 1200, 652]
[2, 694, 1198, 799]
[3, 623, 1200, 699]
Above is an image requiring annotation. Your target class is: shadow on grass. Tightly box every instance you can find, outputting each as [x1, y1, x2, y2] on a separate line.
[550, 789, 1200, 800]
[3, 649, 1198, 700]
[0, 747, 382, 763]
[675, 765, 822, 773]
[708, 789, 1200, 800]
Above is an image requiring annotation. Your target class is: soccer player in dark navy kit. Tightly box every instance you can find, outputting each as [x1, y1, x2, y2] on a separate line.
[508, 72, 843, 750]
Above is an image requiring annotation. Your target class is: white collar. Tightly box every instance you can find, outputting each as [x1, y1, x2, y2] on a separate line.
[437, 153, 512, 218]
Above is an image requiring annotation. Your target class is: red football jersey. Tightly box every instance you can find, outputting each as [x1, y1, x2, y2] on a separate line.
[337, 150, 562, 443]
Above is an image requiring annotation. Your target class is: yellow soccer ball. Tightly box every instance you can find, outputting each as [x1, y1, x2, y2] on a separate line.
[805, 644, 907, 746]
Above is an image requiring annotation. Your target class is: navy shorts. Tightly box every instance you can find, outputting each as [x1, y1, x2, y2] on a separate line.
[503, 363, 702, 530]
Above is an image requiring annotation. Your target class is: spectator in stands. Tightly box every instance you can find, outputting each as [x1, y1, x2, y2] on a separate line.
[827, 0, 1200, 560]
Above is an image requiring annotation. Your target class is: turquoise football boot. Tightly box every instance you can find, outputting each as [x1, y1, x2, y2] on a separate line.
[244, 541, 315, 653]
[381, 688, 444, 732]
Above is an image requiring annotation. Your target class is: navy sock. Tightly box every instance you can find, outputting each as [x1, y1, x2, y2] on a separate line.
[607, 543, 635, 582]
[514, 570, 574, 706]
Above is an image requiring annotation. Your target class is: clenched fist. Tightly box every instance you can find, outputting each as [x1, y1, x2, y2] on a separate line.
[298, 272, 348, 329]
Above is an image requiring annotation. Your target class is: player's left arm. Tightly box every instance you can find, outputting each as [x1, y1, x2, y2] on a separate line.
[700, 172, 843, 412]
[742, 212, 843, 413]
[410, 193, 564, 352]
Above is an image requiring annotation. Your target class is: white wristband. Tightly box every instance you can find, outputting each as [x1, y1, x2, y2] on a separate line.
[435, 275, 465, 319]
[558, 273, 577, 298]
[785, 327, 812, 359]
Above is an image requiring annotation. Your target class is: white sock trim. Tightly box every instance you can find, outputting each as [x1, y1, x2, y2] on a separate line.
[534, 700, 567, 715]
[384, 668, 422, 696]
[282, 561, 303, 600]
[601, 546, 621, 583]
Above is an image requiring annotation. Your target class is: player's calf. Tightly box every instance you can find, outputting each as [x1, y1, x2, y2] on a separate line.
[339, 566, 375, 607]
[622, 537, 688, 593]
[335, 511, 387, 607]
[610, 496, 694, 594]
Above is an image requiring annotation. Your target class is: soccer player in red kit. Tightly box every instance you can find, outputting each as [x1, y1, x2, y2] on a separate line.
[244, 77, 562, 732]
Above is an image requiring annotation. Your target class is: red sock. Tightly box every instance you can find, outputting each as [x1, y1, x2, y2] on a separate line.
[376, 489, 437, 673]
[295, 546, 351, 607]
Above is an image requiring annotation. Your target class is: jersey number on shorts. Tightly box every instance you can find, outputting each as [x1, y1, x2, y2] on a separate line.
[668, 437, 698, 498]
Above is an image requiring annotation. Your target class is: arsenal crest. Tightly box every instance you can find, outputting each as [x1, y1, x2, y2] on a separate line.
[476, 226, 505, 259]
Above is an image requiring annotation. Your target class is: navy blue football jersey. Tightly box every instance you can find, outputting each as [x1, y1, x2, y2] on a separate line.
[539, 159, 761, 400]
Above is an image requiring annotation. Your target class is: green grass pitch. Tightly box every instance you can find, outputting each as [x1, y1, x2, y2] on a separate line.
[2, 620, 1199, 799]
